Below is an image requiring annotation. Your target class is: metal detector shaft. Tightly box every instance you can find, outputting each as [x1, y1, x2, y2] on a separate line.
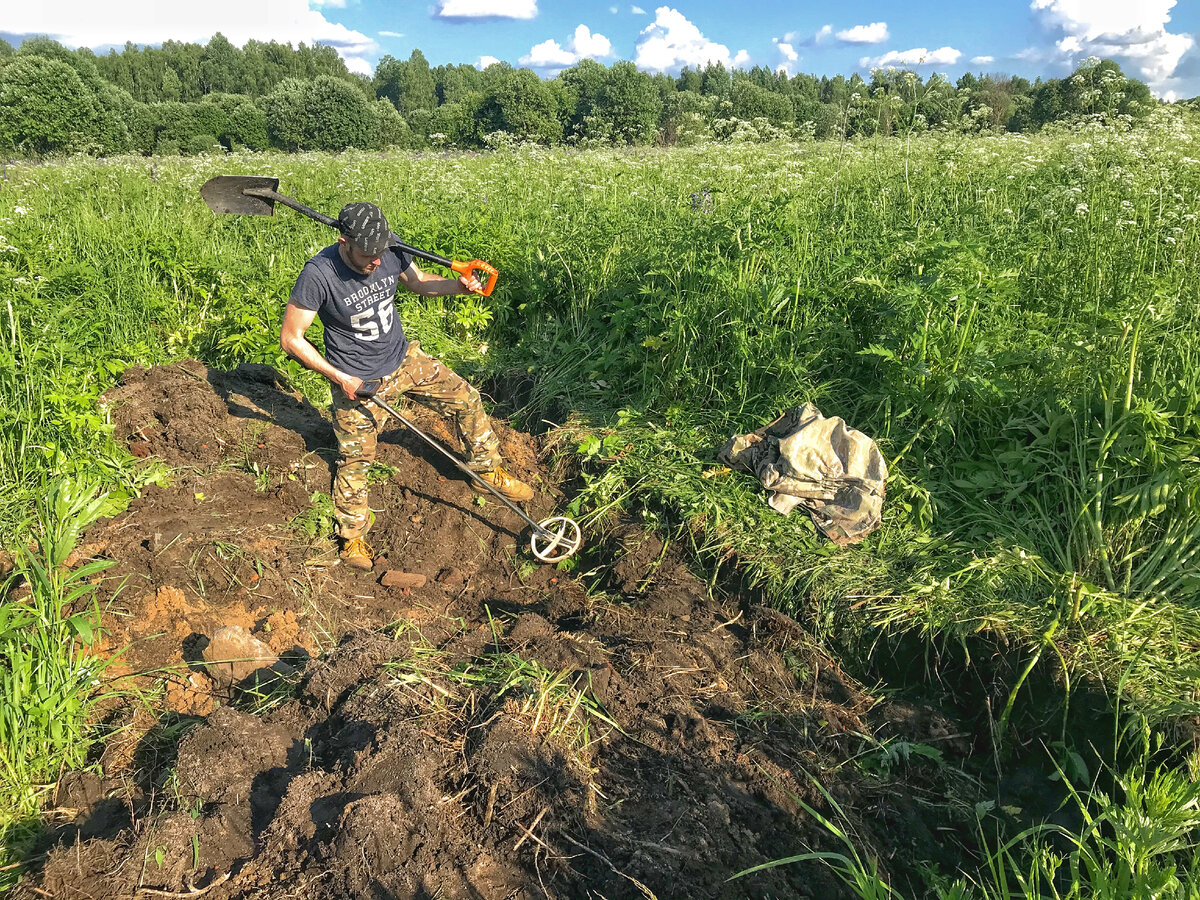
[360, 388, 546, 536]
[361, 387, 582, 563]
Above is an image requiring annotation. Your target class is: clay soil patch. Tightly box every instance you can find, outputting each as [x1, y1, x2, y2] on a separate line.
[19, 362, 974, 899]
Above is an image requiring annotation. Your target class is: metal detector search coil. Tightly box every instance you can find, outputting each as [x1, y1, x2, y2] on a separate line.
[528, 516, 583, 564]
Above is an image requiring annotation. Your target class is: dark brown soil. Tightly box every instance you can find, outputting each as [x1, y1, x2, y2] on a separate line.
[19, 362, 974, 900]
[75, 359, 557, 719]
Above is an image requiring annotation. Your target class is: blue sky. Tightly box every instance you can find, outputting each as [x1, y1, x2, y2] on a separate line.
[4, 0, 1198, 99]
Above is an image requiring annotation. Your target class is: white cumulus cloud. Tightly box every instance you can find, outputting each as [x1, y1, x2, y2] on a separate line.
[836, 22, 888, 44]
[862, 46, 962, 68]
[520, 24, 613, 69]
[1029, 0, 1194, 94]
[476, 55, 502, 68]
[772, 37, 798, 74]
[435, 0, 537, 20]
[631, 5, 646, 13]
[522, 40, 575, 67]
[971, 55, 995, 65]
[810, 25, 833, 45]
[635, 7, 748, 72]
[2, 0, 377, 74]
[379, 31, 405, 39]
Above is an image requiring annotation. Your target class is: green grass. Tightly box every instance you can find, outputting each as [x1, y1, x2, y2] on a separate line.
[1, 112, 1199, 890]
[385, 610, 620, 751]
[0, 479, 115, 885]
[733, 735, 1200, 900]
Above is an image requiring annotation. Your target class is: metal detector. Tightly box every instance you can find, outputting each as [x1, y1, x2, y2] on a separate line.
[359, 383, 582, 564]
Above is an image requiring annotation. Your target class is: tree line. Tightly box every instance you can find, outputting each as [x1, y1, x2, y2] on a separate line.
[0, 34, 1162, 157]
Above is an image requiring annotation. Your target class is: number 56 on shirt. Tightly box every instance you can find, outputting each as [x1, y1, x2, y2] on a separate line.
[350, 299, 395, 342]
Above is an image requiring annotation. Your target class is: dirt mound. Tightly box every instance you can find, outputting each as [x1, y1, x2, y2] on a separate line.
[81, 360, 556, 712]
[22, 362, 973, 899]
[35, 559, 968, 899]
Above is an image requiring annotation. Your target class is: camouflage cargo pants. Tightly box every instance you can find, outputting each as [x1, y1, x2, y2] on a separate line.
[331, 342, 501, 539]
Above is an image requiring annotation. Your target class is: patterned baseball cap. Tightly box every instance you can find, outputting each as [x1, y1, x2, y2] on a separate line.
[338, 202, 393, 256]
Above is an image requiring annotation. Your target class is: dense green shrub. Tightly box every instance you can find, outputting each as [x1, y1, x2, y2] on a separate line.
[372, 100, 412, 149]
[479, 70, 562, 144]
[262, 77, 308, 150]
[125, 102, 158, 154]
[600, 61, 663, 144]
[184, 132, 222, 155]
[303, 75, 379, 150]
[731, 79, 794, 126]
[263, 76, 378, 151]
[0, 57, 100, 154]
[428, 99, 479, 147]
[228, 101, 269, 150]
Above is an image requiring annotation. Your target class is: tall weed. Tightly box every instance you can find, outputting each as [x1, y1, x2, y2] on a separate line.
[0, 479, 114, 877]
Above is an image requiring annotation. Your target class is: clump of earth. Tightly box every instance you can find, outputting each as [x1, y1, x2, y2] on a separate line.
[18, 361, 974, 899]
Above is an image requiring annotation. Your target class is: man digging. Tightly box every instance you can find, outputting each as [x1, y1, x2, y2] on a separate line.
[281, 201, 533, 570]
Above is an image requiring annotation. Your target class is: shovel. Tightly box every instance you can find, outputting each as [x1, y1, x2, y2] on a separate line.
[200, 175, 499, 296]
[358, 382, 583, 564]
[201, 175, 578, 561]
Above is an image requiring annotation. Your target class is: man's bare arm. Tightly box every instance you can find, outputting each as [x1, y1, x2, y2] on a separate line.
[399, 262, 482, 297]
[280, 303, 364, 400]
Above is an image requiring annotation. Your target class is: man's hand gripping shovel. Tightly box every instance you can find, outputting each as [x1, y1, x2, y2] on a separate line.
[199, 175, 498, 295]
[356, 383, 582, 564]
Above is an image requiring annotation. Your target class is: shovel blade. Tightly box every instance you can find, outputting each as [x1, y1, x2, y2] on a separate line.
[200, 175, 280, 216]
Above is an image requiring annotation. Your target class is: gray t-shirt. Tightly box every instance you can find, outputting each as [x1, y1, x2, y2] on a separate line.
[288, 244, 415, 379]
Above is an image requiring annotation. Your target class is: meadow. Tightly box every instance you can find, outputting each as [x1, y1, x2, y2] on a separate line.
[2, 113, 1199, 894]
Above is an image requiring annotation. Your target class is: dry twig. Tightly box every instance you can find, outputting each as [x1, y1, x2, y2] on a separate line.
[135, 870, 231, 898]
[513, 805, 551, 852]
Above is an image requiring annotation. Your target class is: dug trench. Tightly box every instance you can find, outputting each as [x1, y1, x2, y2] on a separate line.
[18, 361, 982, 899]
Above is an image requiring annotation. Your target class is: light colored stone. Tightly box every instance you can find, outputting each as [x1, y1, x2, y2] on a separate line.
[203, 625, 278, 686]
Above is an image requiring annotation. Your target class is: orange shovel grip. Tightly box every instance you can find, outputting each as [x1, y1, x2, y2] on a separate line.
[451, 259, 499, 297]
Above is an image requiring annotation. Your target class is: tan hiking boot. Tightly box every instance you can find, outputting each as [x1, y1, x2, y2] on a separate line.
[473, 466, 534, 503]
[339, 536, 374, 570]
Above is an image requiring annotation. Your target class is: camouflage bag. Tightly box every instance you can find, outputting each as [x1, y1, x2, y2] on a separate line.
[718, 404, 887, 546]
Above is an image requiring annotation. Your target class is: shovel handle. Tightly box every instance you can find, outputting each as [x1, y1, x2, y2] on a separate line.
[243, 186, 340, 228]
[240, 185, 498, 295]
[451, 259, 499, 297]
[388, 236, 497, 296]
